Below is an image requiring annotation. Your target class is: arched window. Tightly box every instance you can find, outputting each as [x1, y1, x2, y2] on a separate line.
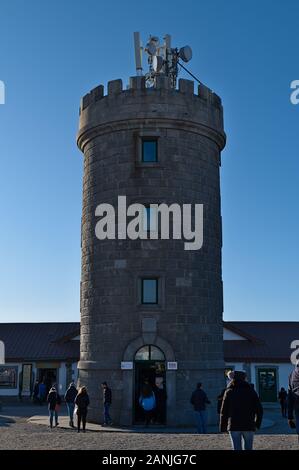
[134, 345, 165, 361]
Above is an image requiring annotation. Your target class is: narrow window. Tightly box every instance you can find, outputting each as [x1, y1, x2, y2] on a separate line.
[141, 278, 158, 304]
[143, 206, 157, 232]
[142, 139, 158, 162]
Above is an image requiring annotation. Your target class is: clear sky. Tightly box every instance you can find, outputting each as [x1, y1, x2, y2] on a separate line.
[0, 0, 298, 323]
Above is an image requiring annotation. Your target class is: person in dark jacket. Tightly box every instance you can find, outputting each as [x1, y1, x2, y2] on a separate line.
[64, 382, 77, 428]
[217, 371, 235, 414]
[154, 381, 167, 424]
[75, 386, 90, 433]
[287, 361, 299, 436]
[101, 382, 112, 426]
[220, 371, 263, 450]
[217, 388, 226, 414]
[278, 387, 288, 418]
[32, 380, 39, 404]
[190, 383, 211, 433]
[47, 386, 61, 428]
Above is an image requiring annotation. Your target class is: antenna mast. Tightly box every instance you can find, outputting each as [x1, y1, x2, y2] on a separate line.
[133, 32, 193, 88]
[133, 32, 143, 76]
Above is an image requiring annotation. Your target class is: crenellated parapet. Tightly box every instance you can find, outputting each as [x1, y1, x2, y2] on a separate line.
[77, 76, 226, 152]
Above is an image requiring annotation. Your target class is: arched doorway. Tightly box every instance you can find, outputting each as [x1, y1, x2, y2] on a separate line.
[134, 344, 166, 424]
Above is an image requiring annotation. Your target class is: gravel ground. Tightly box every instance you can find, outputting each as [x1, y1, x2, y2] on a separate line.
[0, 419, 299, 450]
[0, 406, 298, 450]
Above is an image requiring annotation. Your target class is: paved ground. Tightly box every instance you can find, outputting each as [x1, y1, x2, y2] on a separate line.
[0, 404, 298, 450]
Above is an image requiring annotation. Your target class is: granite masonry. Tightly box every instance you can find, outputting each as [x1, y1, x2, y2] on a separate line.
[76, 75, 226, 425]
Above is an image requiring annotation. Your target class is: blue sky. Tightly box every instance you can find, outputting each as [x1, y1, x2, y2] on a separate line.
[0, 0, 298, 322]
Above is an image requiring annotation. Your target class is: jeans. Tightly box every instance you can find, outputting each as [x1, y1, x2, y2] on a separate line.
[49, 409, 58, 427]
[104, 403, 112, 424]
[229, 431, 254, 450]
[66, 403, 75, 424]
[194, 410, 207, 434]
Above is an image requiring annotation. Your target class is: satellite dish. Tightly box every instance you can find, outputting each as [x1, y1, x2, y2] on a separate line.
[152, 55, 164, 72]
[146, 42, 157, 56]
[179, 45, 192, 63]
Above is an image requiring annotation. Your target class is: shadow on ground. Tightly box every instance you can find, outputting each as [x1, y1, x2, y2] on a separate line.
[0, 416, 15, 427]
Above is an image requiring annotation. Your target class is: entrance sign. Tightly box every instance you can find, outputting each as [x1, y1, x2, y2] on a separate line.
[121, 361, 133, 370]
[167, 362, 178, 370]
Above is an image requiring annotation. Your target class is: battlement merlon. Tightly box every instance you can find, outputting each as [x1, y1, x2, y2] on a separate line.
[77, 77, 226, 152]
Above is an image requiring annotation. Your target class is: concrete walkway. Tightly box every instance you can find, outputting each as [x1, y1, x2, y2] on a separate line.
[1, 402, 276, 433]
[27, 414, 274, 433]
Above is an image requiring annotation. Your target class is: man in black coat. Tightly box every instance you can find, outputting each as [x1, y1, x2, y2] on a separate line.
[220, 371, 263, 450]
[190, 382, 211, 433]
[101, 382, 112, 425]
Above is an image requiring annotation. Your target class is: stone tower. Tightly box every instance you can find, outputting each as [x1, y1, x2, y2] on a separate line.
[77, 71, 226, 425]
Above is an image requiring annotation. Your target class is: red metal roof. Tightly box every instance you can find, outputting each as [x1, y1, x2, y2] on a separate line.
[224, 321, 299, 362]
[0, 321, 297, 363]
[0, 323, 80, 362]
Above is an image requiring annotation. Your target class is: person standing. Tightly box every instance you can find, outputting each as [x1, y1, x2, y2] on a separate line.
[288, 360, 299, 437]
[75, 386, 90, 433]
[190, 382, 211, 434]
[32, 380, 39, 404]
[47, 386, 61, 428]
[278, 387, 288, 418]
[64, 382, 78, 428]
[101, 382, 112, 426]
[38, 381, 46, 405]
[139, 382, 156, 426]
[154, 380, 167, 424]
[217, 371, 235, 414]
[220, 371, 263, 450]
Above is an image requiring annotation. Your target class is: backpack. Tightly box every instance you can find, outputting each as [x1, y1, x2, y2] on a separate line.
[140, 393, 156, 411]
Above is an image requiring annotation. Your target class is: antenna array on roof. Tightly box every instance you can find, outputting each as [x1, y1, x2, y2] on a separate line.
[133, 32, 192, 88]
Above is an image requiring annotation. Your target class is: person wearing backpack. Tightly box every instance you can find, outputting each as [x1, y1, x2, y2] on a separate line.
[64, 382, 77, 428]
[47, 386, 61, 428]
[288, 360, 299, 437]
[139, 382, 156, 426]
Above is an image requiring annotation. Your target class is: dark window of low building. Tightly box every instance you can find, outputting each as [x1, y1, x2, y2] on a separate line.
[0, 366, 18, 388]
[142, 139, 158, 162]
[141, 278, 158, 304]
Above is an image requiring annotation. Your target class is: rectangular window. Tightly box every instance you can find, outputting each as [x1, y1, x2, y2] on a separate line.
[143, 206, 158, 232]
[141, 278, 158, 304]
[142, 139, 158, 162]
[0, 366, 18, 388]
